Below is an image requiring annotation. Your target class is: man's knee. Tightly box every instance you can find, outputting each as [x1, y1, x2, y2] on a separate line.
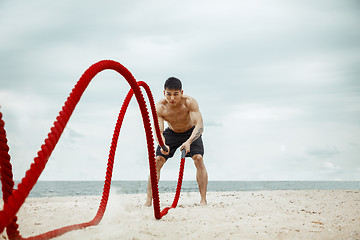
[192, 154, 204, 168]
[156, 156, 166, 170]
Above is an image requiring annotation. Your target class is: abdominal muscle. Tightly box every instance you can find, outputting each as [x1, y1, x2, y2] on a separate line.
[167, 122, 195, 133]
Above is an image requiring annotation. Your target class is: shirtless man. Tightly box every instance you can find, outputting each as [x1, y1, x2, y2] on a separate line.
[145, 77, 208, 206]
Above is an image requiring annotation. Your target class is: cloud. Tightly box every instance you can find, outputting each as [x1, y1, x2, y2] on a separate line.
[1, 0, 360, 180]
[68, 128, 85, 138]
[306, 145, 340, 159]
[324, 161, 340, 170]
[229, 104, 303, 121]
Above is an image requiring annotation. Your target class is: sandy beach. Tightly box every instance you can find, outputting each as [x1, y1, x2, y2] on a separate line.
[1, 190, 359, 240]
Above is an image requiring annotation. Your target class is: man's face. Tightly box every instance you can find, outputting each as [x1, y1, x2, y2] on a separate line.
[164, 88, 183, 106]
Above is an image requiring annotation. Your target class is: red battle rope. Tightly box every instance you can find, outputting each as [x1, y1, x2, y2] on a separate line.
[0, 60, 186, 240]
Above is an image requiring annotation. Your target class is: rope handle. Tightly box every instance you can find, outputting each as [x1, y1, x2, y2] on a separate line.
[181, 148, 186, 159]
[161, 145, 169, 153]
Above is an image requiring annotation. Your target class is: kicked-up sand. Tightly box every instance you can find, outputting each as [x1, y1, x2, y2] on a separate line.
[1, 190, 359, 239]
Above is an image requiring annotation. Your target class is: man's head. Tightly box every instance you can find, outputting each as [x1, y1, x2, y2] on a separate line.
[164, 77, 182, 91]
[164, 77, 183, 106]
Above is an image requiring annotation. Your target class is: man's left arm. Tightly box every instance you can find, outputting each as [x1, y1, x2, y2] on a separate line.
[188, 111, 204, 144]
[181, 99, 204, 153]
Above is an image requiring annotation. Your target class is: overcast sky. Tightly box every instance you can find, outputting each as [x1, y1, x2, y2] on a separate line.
[1, 0, 359, 181]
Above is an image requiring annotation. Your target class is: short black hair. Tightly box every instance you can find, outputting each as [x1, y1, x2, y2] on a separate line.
[164, 77, 182, 90]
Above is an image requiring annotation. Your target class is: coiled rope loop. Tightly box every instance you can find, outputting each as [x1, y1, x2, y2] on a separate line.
[0, 60, 186, 240]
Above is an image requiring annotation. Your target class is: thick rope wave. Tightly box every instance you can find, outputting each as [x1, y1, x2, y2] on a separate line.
[0, 60, 186, 240]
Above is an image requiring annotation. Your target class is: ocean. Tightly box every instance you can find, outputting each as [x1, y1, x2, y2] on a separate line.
[5, 181, 359, 198]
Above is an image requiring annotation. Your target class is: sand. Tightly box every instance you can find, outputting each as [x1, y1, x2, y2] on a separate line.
[1, 190, 359, 240]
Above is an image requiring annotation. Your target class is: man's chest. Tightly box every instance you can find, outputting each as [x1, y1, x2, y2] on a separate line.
[162, 107, 190, 123]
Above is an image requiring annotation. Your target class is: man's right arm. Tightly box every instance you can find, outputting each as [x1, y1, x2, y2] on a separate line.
[156, 115, 166, 145]
[155, 103, 169, 155]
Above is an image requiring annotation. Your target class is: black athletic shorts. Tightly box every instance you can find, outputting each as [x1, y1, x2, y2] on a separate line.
[156, 126, 204, 161]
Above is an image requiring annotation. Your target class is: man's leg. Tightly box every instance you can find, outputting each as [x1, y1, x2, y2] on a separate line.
[145, 155, 166, 206]
[192, 154, 208, 206]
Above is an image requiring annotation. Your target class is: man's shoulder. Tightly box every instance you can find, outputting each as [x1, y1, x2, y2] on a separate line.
[183, 94, 196, 103]
[183, 95, 199, 110]
[156, 98, 167, 114]
[157, 98, 167, 105]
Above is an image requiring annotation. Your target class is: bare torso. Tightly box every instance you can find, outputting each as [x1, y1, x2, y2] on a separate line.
[157, 95, 195, 133]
